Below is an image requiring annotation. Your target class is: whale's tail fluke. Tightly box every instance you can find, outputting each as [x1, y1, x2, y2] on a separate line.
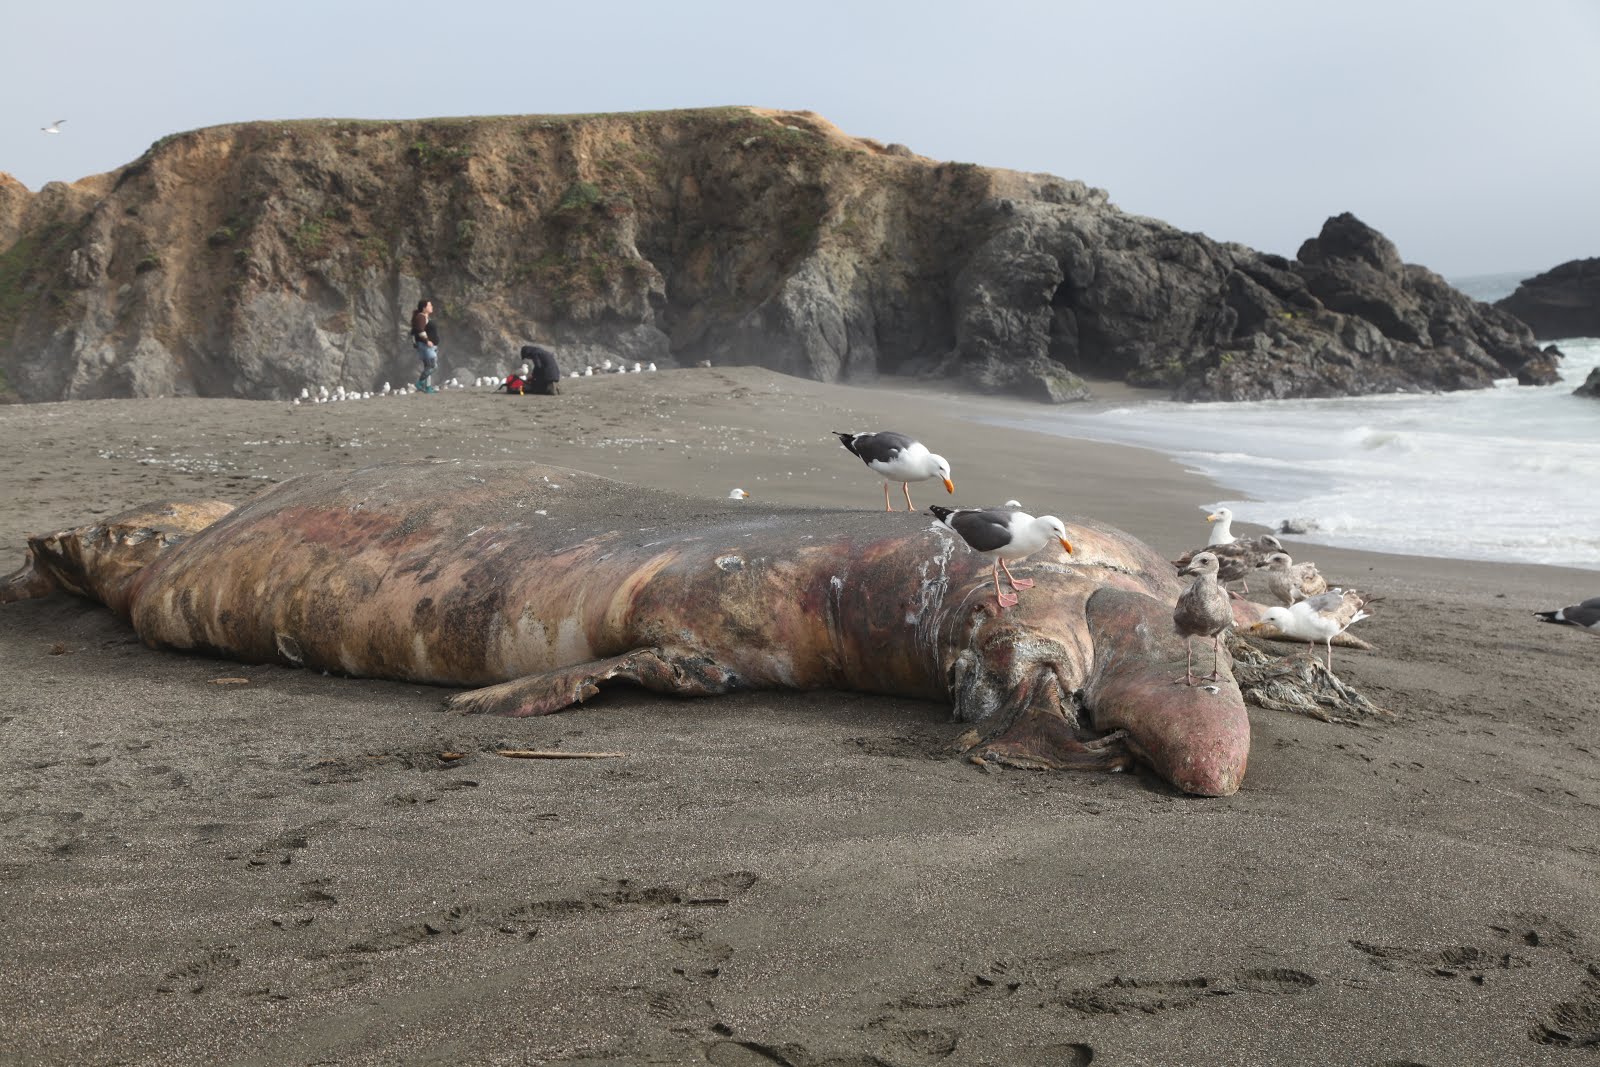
[2, 500, 235, 619]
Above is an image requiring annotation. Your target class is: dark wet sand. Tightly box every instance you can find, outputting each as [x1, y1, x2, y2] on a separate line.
[1, 367, 1596, 1065]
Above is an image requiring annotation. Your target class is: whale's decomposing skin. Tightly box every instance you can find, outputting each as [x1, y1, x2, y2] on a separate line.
[3, 462, 1252, 795]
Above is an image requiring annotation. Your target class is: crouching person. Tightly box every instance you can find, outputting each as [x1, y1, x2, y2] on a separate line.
[521, 343, 561, 395]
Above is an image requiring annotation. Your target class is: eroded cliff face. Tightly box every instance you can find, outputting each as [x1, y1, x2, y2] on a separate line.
[0, 108, 1549, 402]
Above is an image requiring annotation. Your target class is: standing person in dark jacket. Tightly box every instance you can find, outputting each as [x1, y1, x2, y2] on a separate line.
[410, 299, 438, 393]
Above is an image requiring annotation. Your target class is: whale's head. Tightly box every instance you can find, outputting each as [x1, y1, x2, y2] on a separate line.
[945, 573, 1249, 797]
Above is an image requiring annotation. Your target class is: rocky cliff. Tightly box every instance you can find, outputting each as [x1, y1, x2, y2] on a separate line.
[0, 108, 1552, 402]
[1495, 258, 1600, 340]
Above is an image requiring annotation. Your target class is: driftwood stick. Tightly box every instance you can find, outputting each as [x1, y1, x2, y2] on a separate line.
[494, 749, 626, 760]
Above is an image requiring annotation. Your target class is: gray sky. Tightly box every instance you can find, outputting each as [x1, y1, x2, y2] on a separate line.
[5, 0, 1597, 277]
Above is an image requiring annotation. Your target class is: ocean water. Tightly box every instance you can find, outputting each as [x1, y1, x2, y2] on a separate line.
[992, 336, 1600, 571]
[1444, 270, 1533, 303]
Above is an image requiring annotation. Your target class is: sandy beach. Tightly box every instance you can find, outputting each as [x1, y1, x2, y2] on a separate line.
[2, 366, 1596, 1066]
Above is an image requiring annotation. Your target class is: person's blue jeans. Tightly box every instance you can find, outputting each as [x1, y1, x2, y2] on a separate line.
[415, 341, 438, 386]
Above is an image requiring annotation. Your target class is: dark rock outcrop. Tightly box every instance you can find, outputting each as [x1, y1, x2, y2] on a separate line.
[0, 111, 1551, 403]
[1495, 258, 1600, 340]
[1575, 367, 1600, 399]
[1516, 344, 1564, 387]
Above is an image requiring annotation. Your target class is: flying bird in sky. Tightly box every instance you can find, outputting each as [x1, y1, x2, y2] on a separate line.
[40, 119, 66, 134]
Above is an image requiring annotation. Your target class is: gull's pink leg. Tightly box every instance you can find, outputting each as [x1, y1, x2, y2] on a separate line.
[1209, 633, 1222, 681]
[902, 483, 915, 512]
[882, 482, 892, 512]
[999, 558, 1034, 590]
[1176, 637, 1198, 686]
[993, 562, 1018, 608]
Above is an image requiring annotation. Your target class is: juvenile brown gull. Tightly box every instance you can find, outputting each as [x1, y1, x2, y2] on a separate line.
[1173, 534, 1283, 597]
[1260, 551, 1329, 606]
[1173, 551, 1233, 686]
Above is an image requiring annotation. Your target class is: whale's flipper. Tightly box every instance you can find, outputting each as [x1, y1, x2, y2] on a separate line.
[1081, 586, 1251, 796]
[447, 647, 738, 717]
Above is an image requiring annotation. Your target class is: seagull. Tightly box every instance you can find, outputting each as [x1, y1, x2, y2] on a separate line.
[1173, 551, 1233, 685]
[834, 431, 954, 512]
[41, 119, 66, 134]
[728, 488, 750, 500]
[1173, 534, 1283, 597]
[929, 505, 1072, 609]
[1532, 597, 1600, 632]
[1259, 551, 1329, 606]
[1251, 589, 1380, 671]
[1203, 506, 1238, 546]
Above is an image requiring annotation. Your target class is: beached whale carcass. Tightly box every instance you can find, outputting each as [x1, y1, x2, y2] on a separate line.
[3, 462, 1252, 795]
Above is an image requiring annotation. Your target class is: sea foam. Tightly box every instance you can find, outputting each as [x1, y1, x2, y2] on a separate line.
[997, 337, 1600, 571]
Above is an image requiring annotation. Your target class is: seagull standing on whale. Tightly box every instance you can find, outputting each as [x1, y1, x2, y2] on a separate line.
[834, 431, 954, 512]
[1173, 551, 1233, 686]
[929, 504, 1072, 609]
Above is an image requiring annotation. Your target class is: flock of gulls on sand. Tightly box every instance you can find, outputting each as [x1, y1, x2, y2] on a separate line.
[760, 429, 1597, 688]
[289, 359, 659, 404]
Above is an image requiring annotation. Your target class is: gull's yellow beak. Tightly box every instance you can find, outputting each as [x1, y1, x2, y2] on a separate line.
[1207, 512, 1221, 523]
[1059, 537, 1073, 555]
[942, 478, 955, 494]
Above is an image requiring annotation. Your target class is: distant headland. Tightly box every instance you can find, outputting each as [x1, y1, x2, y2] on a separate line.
[0, 108, 1564, 403]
